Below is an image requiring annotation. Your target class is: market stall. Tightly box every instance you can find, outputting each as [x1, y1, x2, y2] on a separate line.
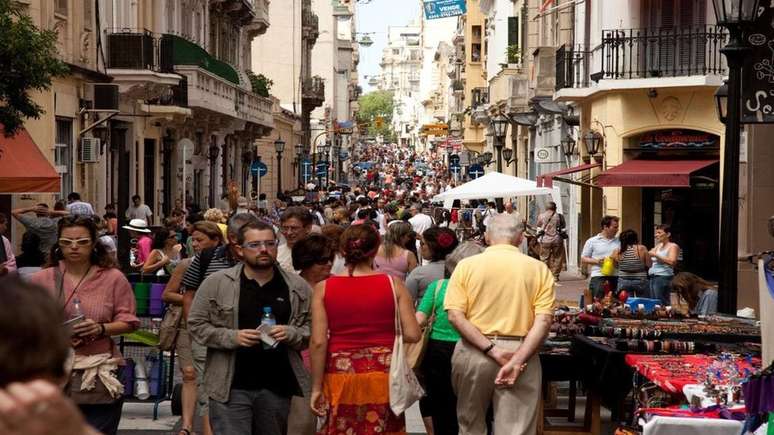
[431, 171, 562, 212]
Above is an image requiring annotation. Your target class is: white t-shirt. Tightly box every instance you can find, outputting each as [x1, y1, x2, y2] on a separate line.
[126, 204, 153, 222]
[409, 213, 433, 235]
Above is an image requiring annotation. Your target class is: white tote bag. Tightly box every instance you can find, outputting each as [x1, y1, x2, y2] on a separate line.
[387, 276, 425, 415]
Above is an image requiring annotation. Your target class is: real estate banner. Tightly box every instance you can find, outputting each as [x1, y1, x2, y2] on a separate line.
[423, 0, 466, 20]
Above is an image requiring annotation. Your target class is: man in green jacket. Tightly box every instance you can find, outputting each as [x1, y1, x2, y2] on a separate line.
[188, 220, 311, 435]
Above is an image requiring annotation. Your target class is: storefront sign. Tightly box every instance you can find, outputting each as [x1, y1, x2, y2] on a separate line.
[637, 130, 719, 150]
[742, 4, 774, 124]
[423, 0, 466, 20]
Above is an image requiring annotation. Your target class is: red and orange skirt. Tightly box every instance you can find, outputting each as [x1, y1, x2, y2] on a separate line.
[318, 346, 405, 435]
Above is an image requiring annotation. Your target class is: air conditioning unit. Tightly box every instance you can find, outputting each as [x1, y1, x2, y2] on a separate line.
[93, 84, 119, 110]
[79, 137, 100, 163]
[534, 146, 561, 164]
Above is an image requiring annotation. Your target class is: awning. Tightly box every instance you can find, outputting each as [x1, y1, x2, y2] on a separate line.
[537, 162, 601, 188]
[0, 126, 61, 193]
[596, 160, 718, 187]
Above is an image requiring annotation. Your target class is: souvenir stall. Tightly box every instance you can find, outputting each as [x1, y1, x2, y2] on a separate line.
[538, 293, 765, 435]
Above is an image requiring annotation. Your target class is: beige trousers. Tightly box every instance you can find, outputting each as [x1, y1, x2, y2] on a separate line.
[451, 338, 541, 435]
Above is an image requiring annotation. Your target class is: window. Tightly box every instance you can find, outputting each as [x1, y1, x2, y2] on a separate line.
[55, 0, 67, 15]
[55, 118, 73, 197]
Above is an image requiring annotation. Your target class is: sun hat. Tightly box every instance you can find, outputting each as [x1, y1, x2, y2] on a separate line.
[122, 218, 152, 233]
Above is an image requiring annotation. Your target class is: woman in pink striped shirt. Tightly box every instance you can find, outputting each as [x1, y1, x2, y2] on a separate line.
[30, 216, 139, 435]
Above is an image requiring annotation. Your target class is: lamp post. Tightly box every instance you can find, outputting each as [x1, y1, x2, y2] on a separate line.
[712, 0, 759, 314]
[490, 114, 509, 172]
[502, 147, 517, 167]
[560, 136, 577, 161]
[581, 131, 603, 163]
[295, 142, 304, 188]
[274, 136, 286, 195]
[207, 142, 220, 207]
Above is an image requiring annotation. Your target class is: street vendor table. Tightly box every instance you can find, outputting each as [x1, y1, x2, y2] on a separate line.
[624, 354, 761, 395]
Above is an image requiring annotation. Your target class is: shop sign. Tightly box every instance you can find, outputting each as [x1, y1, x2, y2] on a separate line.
[742, 4, 774, 124]
[637, 130, 719, 150]
[423, 0, 466, 20]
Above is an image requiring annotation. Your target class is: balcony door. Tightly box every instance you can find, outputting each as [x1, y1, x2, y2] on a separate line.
[640, 0, 708, 77]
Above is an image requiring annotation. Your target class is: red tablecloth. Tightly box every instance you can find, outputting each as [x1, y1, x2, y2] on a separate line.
[624, 354, 760, 394]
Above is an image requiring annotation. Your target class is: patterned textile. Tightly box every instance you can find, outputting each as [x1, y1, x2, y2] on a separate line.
[625, 354, 761, 394]
[318, 346, 405, 435]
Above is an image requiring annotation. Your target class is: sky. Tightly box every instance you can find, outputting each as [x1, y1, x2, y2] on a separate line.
[356, 0, 421, 93]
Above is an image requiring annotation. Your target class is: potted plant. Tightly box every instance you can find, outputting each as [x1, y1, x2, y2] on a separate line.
[506, 45, 521, 66]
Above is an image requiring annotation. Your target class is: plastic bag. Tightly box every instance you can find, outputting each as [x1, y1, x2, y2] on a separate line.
[600, 256, 616, 276]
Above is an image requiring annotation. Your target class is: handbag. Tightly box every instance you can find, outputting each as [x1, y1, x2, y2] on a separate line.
[405, 281, 440, 370]
[387, 276, 425, 416]
[158, 304, 183, 351]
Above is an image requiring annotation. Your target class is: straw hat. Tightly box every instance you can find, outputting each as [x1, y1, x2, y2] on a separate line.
[122, 218, 151, 233]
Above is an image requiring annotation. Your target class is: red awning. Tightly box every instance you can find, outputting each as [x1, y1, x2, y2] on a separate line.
[596, 160, 718, 187]
[537, 162, 601, 188]
[0, 126, 61, 193]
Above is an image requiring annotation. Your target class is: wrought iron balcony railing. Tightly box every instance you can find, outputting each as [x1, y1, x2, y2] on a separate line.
[600, 25, 727, 80]
[556, 26, 728, 90]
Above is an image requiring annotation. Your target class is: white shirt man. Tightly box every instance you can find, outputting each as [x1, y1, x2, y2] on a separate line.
[408, 207, 433, 235]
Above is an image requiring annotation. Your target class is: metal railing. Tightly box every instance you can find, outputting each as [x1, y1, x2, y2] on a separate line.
[302, 76, 325, 99]
[600, 25, 727, 80]
[106, 28, 174, 73]
[555, 45, 591, 90]
[471, 87, 489, 108]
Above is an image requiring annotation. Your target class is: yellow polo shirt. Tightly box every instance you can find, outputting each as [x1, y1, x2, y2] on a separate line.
[444, 244, 556, 336]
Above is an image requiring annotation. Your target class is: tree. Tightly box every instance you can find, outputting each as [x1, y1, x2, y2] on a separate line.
[357, 90, 396, 142]
[245, 70, 273, 98]
[0, 0, 69, 136]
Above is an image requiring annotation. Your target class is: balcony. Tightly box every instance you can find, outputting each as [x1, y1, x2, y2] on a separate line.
[302, 10, 319, 43]
[176, 65, 273, 128]
[105, 29, 181, 99]
[302, 76, 325, 109]
[555, 26, 727, 100]
[243, 0, 270, 38]
[471, 87, 489, 108]
[165, 34, 240, 85]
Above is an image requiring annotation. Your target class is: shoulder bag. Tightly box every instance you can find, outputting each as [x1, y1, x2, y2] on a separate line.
[387, 276, 425, 415]
[406, 281, 440, 370]
[158, 304, 182, 351]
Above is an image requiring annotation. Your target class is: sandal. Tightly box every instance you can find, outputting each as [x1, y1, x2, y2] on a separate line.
[178, 429, 194, 435]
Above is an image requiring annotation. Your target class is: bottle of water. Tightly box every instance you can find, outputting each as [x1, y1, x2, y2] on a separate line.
[260, 307, 276, 349]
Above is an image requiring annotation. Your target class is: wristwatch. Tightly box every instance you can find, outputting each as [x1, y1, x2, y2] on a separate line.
[482, 342, 495, 354]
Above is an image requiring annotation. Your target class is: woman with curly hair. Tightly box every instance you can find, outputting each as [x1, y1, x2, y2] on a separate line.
[309, 224, 420, 434]
[405, 227, 459, 301]
[203, 208, 228, 241]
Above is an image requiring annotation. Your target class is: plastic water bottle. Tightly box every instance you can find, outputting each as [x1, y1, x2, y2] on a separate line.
[260, 307, 276, 349]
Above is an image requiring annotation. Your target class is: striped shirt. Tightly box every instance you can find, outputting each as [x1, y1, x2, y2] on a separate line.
[181, 245, 237, 291]
[618, 246, 648, 277]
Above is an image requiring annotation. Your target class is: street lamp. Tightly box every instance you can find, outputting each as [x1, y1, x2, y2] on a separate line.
[712, 0, 760, 314]
[502, 147, 517, 167]
[491, 114, 509, 172]
[582, 131, 603, 161]
[274, 136, 286, 195]
[560, 136, 577, 159]
[714, 80, 728, 124]
[294, 142, 304, 188]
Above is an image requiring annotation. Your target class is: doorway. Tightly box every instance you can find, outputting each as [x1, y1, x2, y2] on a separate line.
[641, 165, 719, 280]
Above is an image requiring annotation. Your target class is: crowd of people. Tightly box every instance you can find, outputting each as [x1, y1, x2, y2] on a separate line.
[0, 143, 720, 435]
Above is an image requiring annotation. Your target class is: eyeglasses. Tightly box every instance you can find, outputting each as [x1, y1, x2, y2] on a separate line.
[242, 240, 279, 250]
[59, 238, 93, 247]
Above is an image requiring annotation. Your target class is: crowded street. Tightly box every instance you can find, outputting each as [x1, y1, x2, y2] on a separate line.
[1, 1, 774, 435]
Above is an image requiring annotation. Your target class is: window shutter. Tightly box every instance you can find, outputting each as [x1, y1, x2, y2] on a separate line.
[508, 16, 519, 47]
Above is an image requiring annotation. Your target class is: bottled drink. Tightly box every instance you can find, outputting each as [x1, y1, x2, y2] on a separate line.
[71, 297, 85, 324]
[260, 307, 276, 349]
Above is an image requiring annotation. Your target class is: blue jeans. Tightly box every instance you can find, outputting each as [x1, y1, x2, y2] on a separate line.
[209, 388, 291, 435]
[589, 276, 619, 299]
[650, 275, 673, 306]
[617, 277, 650, 298]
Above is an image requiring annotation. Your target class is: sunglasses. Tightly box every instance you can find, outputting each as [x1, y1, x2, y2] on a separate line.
[242, 240, 279, 250]
[59, 238, 93, 247]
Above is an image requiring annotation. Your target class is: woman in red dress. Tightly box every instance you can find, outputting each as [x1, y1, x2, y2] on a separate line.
[309, 224, 420, 434]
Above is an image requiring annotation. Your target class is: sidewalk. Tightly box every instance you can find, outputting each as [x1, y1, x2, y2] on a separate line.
[555, 270, 587, 308]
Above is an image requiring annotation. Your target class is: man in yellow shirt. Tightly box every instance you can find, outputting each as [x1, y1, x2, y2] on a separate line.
[445, 214, 555, 435]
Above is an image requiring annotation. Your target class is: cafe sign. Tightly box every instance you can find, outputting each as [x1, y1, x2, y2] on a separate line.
[742, 4, 774, 124]
[637, 130, 719, 150]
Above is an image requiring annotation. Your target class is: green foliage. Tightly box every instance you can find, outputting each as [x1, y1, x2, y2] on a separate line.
[506, 44, 521, 64]
[0, 0, 69, 136]
[246, 70, 273, 97]
[357, 90, 396, 142]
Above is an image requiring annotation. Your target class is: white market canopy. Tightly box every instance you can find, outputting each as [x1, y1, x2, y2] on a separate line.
[432, 171, 562, 212]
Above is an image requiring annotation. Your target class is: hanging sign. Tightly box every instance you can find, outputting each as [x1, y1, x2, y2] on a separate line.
[423, 0, 466, 20]
[637, 130, 719, 150]
[742, 4, 774, 123]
